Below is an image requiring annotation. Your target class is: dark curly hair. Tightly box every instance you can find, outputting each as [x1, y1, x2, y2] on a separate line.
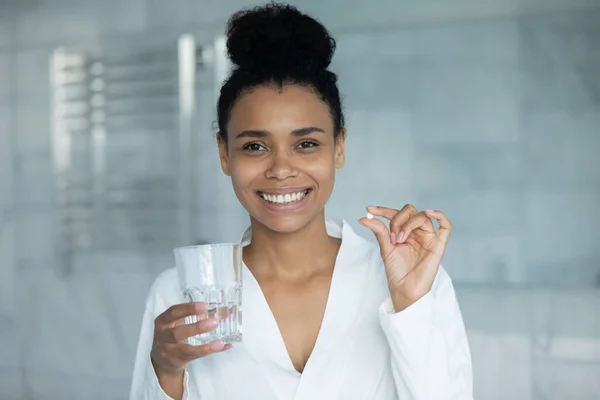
[216, 2, 344, 145]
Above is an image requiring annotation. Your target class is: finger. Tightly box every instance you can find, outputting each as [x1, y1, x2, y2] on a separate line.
[358, 217, 393, 255]
[389, 205, 419, 237]
[178, 339, 227, 360]
[396, 212, 435, 244]
[366, 205, 401, 221]
[425, 209, 452, 244]
[164, 317, 220, 343]
[157, 302, 207, 326]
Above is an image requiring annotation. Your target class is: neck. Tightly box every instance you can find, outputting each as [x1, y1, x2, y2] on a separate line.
[244, 213, 339, 279]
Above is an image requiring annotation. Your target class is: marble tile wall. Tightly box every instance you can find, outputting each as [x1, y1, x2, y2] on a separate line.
[0, 1, 599, 399]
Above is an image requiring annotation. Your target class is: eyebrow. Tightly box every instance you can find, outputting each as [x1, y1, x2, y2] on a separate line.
[235, 127, 325, 139]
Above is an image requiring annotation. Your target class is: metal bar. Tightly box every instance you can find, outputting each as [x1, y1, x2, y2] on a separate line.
[177, 34, 196, 247]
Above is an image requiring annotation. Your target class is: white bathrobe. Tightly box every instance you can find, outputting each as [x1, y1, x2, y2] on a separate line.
[130, 219, 473, 399]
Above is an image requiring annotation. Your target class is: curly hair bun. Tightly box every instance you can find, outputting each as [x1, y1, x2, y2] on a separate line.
[226, 2, 336, 74]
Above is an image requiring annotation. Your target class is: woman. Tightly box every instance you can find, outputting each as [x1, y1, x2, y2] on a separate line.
[130, 3, 472, 399]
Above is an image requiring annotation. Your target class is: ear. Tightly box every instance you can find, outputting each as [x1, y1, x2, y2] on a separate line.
[217, 132, 231, 176]
[334, 128, 346, 169]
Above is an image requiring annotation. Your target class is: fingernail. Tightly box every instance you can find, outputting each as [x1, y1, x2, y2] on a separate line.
[390, 232, 396, 244]
[210, 341, 225, 352]
[396, 231, 404, 243]
[366, 205, 377, 210]
[425, 209, 434, 213]
[205, 318, 219, 327]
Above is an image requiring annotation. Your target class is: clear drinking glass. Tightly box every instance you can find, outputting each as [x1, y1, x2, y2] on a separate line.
[174, 243, 243, 346]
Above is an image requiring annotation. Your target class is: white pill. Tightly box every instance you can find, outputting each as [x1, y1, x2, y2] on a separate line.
[366, 212, 374, 219]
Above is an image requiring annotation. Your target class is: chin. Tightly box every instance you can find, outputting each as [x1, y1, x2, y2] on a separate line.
[255, 213, 315, 234]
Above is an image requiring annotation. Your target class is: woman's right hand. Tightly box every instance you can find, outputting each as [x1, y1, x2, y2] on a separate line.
[151, 302, 231, 377]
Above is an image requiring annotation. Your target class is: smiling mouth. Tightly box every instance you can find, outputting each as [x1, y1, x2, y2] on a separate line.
[257, 189, 311, 205]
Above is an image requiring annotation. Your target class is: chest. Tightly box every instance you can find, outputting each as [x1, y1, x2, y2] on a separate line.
[191, 280, 394, 400]
[190, 253, 395, 399]
[259, 274, 333, 373]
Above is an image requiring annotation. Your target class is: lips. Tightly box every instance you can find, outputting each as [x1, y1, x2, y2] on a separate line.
[258, 189, 310, 204]
[256, 187, 313, 210]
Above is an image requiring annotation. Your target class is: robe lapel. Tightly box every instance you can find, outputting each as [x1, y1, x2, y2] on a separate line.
[235, 220, 377, 400]
[292, 220, 377, 400]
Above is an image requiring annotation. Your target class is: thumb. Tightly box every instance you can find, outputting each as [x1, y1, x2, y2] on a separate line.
[358, 217, 393, 255]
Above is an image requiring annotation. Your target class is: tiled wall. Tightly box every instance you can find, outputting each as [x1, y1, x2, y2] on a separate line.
[0, 1, 599, 399]
[327, 11, 600, 287]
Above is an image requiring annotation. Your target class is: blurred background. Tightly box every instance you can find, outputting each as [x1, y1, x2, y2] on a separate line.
[0, 0, 599, 399]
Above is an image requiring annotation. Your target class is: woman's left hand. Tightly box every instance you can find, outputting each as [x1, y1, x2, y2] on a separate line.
[358, 204, 452, 312]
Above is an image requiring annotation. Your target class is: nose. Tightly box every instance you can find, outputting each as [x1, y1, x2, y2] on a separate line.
[265, 147, 297, 180]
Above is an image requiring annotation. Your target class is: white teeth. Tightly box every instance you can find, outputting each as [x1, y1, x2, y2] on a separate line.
[260, 190, 308, 204]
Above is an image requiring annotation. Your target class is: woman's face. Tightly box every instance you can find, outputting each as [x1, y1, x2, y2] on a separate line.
[218, 85, 345, 233]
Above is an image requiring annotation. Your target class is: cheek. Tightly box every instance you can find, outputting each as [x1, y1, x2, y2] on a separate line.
[306, 156, 336, 187]
[229, 158, 261, 191]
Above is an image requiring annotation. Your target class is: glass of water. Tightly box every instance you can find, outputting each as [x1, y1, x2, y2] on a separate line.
[174, 243, 243, 346]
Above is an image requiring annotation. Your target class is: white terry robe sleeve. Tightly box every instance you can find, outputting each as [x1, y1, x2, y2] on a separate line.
[129, 291, 191, 400]
[378, 266, 473, 400]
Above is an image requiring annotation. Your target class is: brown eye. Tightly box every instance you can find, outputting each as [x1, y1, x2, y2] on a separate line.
[243, 143, 266, 152]
[297, 141, 318, 149]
